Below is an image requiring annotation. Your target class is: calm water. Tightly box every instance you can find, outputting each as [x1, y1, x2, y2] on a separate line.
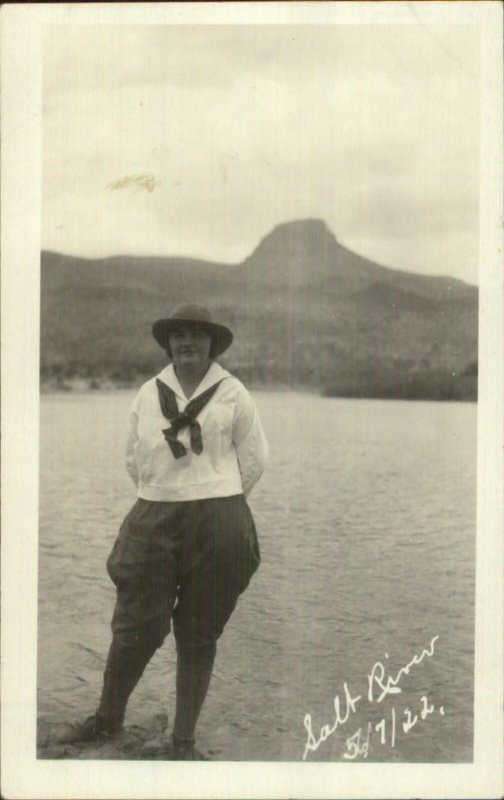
[38, 390, 476, 761]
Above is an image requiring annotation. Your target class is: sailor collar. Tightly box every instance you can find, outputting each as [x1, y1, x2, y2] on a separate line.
[156, 361, 231, 404]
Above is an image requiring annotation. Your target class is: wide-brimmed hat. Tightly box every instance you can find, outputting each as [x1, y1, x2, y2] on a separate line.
[152, 303, 234, 357]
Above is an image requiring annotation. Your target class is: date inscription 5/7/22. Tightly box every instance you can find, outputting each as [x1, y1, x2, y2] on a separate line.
[343, 693, 445, 760]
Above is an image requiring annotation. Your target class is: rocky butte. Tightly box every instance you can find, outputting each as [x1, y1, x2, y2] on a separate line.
[40, 219, 477, 400]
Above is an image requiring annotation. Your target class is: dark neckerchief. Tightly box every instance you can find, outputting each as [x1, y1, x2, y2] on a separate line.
[156, 377, 226, 459]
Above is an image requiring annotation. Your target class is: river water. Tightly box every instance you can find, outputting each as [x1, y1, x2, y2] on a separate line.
[38, 390, 476, 761]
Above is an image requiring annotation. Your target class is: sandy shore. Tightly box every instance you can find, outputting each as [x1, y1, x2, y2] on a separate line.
[36, 713, 226, 760]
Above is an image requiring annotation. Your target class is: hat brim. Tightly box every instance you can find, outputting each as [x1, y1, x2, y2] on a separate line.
[152, 318, 233, 357]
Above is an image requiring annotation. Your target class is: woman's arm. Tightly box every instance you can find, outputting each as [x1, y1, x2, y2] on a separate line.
[125, 399, 140, 488]
[232, 389, 269, 498]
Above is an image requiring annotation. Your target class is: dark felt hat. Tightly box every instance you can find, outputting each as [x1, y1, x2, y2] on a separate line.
[152, 303, 234, 357]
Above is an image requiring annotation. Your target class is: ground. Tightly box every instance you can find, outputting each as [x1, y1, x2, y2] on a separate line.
[37, 713, 216, 760]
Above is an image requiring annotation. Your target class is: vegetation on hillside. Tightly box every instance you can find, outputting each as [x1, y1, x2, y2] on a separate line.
[40, 220, 478, 401]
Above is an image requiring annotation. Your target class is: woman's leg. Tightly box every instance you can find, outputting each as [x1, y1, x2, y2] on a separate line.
[97, 500, 180, 731]
[58, 501, 179, 742]
[172, 640, 216, 744]
[171, 495, 260, 757]
[96, 637, 159, 733]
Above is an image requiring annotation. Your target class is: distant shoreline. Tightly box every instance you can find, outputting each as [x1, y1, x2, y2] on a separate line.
[39, 376, 316, 395]
[40, 376, 477, 402]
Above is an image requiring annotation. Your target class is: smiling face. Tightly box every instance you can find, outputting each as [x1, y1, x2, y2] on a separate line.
[168, 323, 212, 373]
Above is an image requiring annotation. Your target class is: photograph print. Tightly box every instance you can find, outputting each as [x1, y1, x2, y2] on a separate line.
[32, 8, 488, 777]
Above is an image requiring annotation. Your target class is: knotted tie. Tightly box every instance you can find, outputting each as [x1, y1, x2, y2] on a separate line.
[156, 378, 225, 459]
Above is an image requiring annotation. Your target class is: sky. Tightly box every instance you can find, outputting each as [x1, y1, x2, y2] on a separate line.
[42, 24, 481, 284]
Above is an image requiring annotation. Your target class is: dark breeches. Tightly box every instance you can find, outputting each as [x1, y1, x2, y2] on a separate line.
[98, 494, 260, 727]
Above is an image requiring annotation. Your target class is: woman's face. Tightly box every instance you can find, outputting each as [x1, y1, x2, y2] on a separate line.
[168, 324, 212, 371]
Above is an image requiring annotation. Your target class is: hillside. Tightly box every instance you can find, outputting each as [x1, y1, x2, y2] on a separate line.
[40, 219, 478, 400]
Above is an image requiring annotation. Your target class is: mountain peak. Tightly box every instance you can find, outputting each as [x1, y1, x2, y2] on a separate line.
[273, 217, 333, 231]
[261, 217, 338, 244]
[245, 218, 339, 266]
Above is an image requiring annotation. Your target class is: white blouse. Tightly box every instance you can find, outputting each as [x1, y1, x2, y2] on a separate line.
[125, 361, 269, 502]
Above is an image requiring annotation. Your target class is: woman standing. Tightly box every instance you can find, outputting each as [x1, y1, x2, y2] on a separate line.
[58, 303, 268, 759]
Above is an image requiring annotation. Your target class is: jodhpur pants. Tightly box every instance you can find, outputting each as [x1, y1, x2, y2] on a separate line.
[98, 494, 261, 728]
